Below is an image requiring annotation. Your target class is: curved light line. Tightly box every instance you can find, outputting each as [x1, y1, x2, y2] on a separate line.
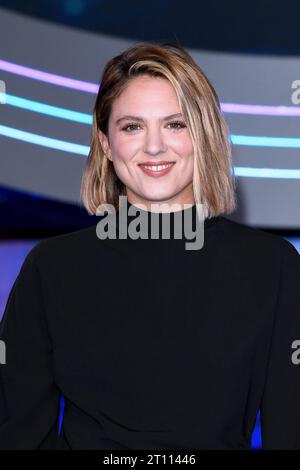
[4, 93, 92, 124]
[3, 94, 300, 148]
[221, 103, 300, 117]
[0, 59, 98, 93]
[1, 59, 300, 117]
[0, 124, 89, 155]
[234, 166, 300, 179]
[1, 125, 300, 178]
[231, 134, 300, 148]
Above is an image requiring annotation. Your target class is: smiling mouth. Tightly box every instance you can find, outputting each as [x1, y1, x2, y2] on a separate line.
[138, 162, 176, 177]
[138, 161, 176, 174]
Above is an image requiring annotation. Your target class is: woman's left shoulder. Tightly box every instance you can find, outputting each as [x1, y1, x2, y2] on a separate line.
[218, 216, 299, 259]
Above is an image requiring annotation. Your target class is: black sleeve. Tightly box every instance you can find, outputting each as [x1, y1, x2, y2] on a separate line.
[260, 239, 300, 449]
[0, 250, 61, 449]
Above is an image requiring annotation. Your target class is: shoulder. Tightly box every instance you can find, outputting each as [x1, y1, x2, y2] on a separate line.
[217, 215, 299, 259]
[22, 223, 99, 270]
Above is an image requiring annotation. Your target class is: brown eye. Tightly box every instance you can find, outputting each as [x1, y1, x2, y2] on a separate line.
[167, 121, 186, 130]
[122, 123, 141, 132]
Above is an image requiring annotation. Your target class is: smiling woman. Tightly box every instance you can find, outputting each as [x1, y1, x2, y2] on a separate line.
[1, 42, 300, 451]
[80, 42, 237, 219]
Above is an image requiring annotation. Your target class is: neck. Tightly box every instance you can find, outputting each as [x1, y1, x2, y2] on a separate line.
[116, 198, 209, 246]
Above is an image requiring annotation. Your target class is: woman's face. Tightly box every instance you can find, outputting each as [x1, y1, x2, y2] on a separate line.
[98, 75, 195, 211]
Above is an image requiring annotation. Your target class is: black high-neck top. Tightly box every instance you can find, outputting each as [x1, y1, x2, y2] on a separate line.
[0, 202, 300, 450]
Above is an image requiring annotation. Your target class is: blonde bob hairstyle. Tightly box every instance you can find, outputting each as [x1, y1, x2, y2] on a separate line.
[80, 41, 237, 218]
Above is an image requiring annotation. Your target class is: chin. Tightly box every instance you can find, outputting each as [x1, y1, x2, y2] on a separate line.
[141, 195, 178, 205]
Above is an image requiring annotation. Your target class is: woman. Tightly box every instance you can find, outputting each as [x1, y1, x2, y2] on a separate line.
[0, 42, 299, 450]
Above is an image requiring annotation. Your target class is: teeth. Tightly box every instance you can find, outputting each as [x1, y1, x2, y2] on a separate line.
[142, 163, 174, 171]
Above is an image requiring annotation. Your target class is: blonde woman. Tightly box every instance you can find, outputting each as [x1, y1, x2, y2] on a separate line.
[0, 42, 299, 450]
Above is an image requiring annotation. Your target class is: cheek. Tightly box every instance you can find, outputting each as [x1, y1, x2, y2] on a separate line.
[111, 137, 139, 162]
[170, 135, 194, 156]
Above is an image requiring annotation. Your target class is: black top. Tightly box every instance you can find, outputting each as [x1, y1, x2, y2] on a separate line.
[0, 201, 300, 450]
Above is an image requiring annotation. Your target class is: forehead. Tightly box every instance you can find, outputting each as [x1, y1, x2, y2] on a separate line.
[111, 76, 179, 113]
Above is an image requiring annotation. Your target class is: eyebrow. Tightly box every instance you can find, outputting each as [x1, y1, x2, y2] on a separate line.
[115, 113, 183, 125]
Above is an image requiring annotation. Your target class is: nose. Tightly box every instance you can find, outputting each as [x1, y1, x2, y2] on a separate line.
[143, 126, 167, 156]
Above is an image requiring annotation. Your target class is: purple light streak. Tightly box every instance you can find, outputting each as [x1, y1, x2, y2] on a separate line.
[0, 59, 99, 94]
[1, 59, 300, 116]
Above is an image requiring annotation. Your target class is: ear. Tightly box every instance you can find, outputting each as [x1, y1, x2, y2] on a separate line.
[98, 129, 112, 161]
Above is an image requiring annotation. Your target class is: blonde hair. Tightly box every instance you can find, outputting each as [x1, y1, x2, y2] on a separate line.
[80, 41, 237, 217]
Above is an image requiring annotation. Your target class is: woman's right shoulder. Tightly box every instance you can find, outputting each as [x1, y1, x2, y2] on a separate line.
[23, 223, 99, 270]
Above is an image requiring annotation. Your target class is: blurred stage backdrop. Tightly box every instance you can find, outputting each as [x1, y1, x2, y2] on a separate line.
[1, 0, 300, 450]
